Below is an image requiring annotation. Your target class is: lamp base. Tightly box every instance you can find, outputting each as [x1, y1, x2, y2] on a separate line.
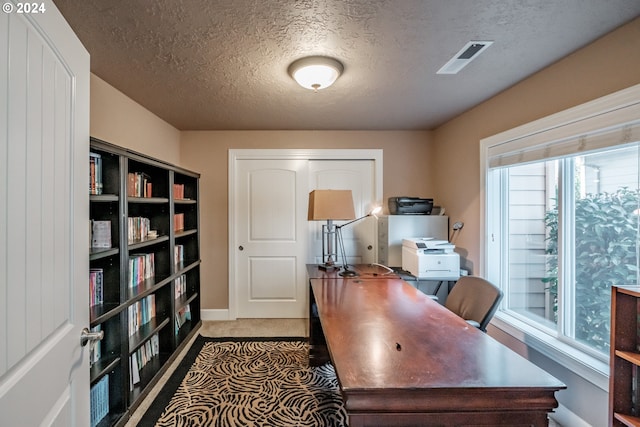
[339, 268, 358, 277]
[318, 263, 340, 272]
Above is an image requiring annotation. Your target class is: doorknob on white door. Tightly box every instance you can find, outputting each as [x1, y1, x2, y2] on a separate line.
[80, 327, 104, 347]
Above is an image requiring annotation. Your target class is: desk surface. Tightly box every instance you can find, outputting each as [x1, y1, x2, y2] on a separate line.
[308, 265, 566, 426]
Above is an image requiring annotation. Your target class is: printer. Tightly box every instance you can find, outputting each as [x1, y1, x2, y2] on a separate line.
[402, 237, 460, 280]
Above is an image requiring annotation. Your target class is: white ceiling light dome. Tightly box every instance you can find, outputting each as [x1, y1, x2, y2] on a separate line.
[288, 56, 344, 91]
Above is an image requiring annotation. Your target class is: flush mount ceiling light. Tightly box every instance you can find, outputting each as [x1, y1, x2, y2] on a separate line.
[288, 56, 344, 91]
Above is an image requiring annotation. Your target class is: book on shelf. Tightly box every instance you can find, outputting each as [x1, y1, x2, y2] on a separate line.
[127, 294, 156, 336]
[89, 152, 103, 195]
[89, 268, 104, 307]
[173, 183, 185, 199]
[174, 213, 185, 232]
[90, 374, 109, 427]
[175, 304, 192, 333]
[91, 220, 112, 249]
[89, 325, 102, 367]
[128, 253, 155, 288]
[129, 354, 140, 391]
[127, 172, 152, 198]
[175, 274, 187, 299]
[127, 216, 151, 243]
[174, 245, 184, 266]
[129, 333, 160, 389]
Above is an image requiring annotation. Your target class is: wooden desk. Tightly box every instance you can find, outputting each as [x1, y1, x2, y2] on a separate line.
[308, 265, 566, 426]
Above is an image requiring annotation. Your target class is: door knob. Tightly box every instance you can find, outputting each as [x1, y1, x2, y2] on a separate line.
[367, 245, 373, 250]
[239, 245, 244, 251]
[80, 327, 104, 347]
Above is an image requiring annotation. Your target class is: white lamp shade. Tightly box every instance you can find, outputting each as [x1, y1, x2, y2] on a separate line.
[288, 56, 344, 91]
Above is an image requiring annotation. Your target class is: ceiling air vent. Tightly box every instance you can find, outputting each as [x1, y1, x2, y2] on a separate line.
[437, 41, 493, 75]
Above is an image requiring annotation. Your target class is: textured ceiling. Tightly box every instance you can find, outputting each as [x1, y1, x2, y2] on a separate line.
[53, 0, 640, 131]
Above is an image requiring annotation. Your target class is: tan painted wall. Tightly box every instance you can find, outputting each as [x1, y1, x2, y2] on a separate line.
[432, 16, 640, 276]
[431, 19, 640, 426]
[90, 74, 181, 164]
[179, 131, 434, 310]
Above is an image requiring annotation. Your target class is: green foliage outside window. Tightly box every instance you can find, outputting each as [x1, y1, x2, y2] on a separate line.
[544, 187, 639, 353]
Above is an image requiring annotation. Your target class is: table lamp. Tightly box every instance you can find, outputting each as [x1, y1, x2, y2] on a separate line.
[336, 206, 382, 277]
[308, 189, 355, 270]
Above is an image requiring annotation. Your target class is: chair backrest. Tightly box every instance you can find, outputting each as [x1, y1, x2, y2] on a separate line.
[445, 276, 503, 332]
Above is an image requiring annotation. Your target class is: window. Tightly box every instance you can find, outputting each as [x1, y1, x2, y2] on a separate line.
[481, 84, 640, 378]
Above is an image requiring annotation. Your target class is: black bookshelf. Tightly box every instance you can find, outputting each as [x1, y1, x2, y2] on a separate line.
[89, 137, 201, 427]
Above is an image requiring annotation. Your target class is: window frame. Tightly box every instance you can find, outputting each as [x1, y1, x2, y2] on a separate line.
[479, 83, 640, 392]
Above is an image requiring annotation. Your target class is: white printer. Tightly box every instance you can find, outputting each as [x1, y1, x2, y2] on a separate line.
[402, 237, 460, 280]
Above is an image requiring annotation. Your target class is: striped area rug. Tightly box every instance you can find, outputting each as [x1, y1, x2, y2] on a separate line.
[139, 336, 347, 426]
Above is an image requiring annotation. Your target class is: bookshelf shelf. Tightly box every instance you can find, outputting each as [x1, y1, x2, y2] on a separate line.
[174, 198, 197, 205]
[89, 137, 201, 427]
[610, 285, 640, 427]
[91, 194, 119, 203]
[90, 248, 120, 261]
[90, 355, 122, 381]
[175, 229, 198, 239]
[127, 196, 170, 204]
[614, 413, 640, 427]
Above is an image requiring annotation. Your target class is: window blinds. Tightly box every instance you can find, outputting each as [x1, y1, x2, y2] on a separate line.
[486, 95, 640, 169]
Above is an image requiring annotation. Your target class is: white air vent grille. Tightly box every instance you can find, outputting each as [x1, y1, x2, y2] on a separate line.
[437, 41, 493, 75]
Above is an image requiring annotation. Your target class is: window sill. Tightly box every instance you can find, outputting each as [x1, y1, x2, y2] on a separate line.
[492, 312, 609, 391]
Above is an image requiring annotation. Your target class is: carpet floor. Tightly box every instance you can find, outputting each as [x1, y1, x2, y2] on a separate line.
[138, 336, 348, 426]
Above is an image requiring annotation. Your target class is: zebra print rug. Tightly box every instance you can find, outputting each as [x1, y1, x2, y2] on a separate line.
[139, 336, 348, 427]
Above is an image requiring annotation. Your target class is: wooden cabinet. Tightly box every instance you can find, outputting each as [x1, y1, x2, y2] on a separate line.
[610, 285, 640, 427]
[89, 137, 201, 427]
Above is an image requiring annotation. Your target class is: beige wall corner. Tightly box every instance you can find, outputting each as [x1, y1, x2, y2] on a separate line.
[90, 73, 181, 164]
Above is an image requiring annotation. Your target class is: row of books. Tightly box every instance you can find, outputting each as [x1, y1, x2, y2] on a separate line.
[91, 220, 112, 249]
[90, 269, 104, 307]
[129, 253, 155, 289]
[173, 183, 187, 200]
[89, 152, 103, 195]
[130, 334, 160, 390]
[127, 294, 156, 337]
[174, 213, 185, 232]
[175, 274, 187, 299]
[90, 375, 109, 427]
[175, 304, 192, 334]
[127, 172, 152, 198]
[128, 216, 151, 243]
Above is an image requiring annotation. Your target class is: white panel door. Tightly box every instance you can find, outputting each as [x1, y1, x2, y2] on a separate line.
[309, 160, 377, 266]
[234, 159, 309, 318]
[0, 1, 90, 426]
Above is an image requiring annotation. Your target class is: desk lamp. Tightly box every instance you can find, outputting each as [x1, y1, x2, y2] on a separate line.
[308, 190, 355, 270]
[336, 206, 382, 277]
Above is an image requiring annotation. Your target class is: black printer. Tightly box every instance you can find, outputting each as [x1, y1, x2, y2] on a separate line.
[388, 197, 433, 215]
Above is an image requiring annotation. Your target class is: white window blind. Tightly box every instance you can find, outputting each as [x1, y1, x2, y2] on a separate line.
[485, 88, 640, 169]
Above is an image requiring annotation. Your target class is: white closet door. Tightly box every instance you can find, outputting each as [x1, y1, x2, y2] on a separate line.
[308, 160, 377, 266]
[229, 150, 382, 319]
[0, 2, 90, 426]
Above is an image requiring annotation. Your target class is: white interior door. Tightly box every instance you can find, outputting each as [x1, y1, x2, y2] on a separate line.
[0, 2, 90, 426]
[233, 159, 309, 318]
[229, 150, 382, 319]
[308, 160, 378, 266]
